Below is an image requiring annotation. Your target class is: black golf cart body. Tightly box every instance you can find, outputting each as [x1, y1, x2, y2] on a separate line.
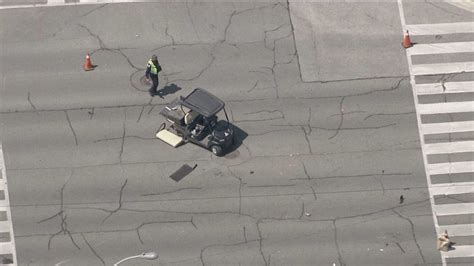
[156, 88, 234, 156]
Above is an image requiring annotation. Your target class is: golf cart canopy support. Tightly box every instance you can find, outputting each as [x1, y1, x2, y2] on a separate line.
[180, 88, 225, 117]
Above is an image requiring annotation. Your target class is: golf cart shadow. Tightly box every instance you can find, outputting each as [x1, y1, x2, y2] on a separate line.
[226, 124, 248, 154]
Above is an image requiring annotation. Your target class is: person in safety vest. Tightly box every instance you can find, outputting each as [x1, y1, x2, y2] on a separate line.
[145, 54, 162, 97]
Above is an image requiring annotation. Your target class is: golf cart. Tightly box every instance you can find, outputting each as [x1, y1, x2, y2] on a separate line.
[156, 88, 234, 156]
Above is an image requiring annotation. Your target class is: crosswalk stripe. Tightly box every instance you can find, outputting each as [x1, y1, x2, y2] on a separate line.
[438, 224, 474, 237]
[406, 22, 474, 35]
[0, 200, 9, 208]
[408, 42, 474, 56]
[417, 101, 474, 115]
[0, 241, 13, 255]
[424, 140, 474, 155]
[433, 202, 474, 216]
[428, 161, 474, 176]
[399, 2, 474, 263]
[443, 245, 474, 258]
[411, 62, 474, 76]
[430, 181, 474, 195]
[416, 81, 474, 95]
[0, 144, 16, 264]
[421, 121, 474, 135]
[0, 221, 10, 233]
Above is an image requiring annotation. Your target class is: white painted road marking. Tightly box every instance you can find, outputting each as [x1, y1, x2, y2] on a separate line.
[430, 181, 474, 195]
[421, 121, 474, 135]
[444, 0, 474, 13]
[443, 246, 474, 258]
[433, 202, 474, 216]
[0, 143, 17, 265]
[424, 140, 474, 155]
[406, 22, 474, 35]
[408, 42, 474, 56]
[411, 62, 474, 76]
[398, 0, 474, 263]
[0, 0, 153, 10]
[438, 224, 474, 237]
[428, 161, 474, 176]
[417, 101, 474, 115]
[415, 81, 474, 95]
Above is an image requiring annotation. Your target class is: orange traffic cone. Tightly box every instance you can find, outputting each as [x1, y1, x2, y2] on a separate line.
[83, 53, 94, 71]
[402, 30, 413, 48]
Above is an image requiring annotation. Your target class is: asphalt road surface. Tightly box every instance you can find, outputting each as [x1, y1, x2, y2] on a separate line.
[0, 1, 473, 265]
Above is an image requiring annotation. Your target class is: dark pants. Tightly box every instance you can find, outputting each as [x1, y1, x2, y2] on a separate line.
[149, 74, 159, 94]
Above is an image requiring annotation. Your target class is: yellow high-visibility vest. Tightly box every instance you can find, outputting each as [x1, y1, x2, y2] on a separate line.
[148, 59, 158, 75]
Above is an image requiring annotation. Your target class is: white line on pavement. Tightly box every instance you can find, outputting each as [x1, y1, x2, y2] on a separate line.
[0, 143, 16, 265]
[408, 42, 474, 56]
[0, 242, 13, 256]
[433, 202, 474, 216]
[416, 81, 474, 95]
[417, 101, 474, 115]
[438, 224, 474, 237]
[0, 0, 154, 10]
[444, 0, 474, 13]
[430, 181, 474, 195]
[411, 62, 474, 76]
[398, 0, 446, 264]
[443, 245, 474, 258]
[406, 22, 474, 35]
[424, 140, 474, 155]
[0, 220, 10, 233]
[428, 161, 474, 176]
[421, 121, 474, 135]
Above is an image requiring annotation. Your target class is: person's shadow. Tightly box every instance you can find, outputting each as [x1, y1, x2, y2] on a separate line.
[158, 83, 182, 98]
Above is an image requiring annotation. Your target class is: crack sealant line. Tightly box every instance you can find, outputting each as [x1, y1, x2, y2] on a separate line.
[0, 143, 18, 266]
[397, 1, 443, 265]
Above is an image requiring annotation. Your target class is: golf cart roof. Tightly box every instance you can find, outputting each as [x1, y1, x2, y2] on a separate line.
[180, 88, 225, 117]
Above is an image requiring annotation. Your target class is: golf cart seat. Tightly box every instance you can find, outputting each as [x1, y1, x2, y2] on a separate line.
[184, 110, 199, 125]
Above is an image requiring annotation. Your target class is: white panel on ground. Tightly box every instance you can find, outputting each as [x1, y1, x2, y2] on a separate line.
[417, 101, 474, 115]
[406, 22, 474, 35]
[428, 161, 474, 175]
[411, 62, 474, 76]
[421, 121, 474, 135]
[424, 140, 474, 155]
[430, 181, 474, 195]
[434, 202, 474, 216]
[416, 81, 474, 95]
[409, 42, 474, 56]
[438, 224, 474, 237]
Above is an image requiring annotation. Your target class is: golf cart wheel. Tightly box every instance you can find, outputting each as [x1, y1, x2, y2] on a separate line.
[211, 145, 223, 156]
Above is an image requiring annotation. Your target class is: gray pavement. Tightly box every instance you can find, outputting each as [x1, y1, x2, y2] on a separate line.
[1, 1, 471, 265]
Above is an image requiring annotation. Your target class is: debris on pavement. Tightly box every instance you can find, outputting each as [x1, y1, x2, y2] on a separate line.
[169, 164, 197, 182]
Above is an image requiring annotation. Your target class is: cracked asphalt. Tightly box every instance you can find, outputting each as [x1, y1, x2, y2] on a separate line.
[0, 1, 449, 265]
